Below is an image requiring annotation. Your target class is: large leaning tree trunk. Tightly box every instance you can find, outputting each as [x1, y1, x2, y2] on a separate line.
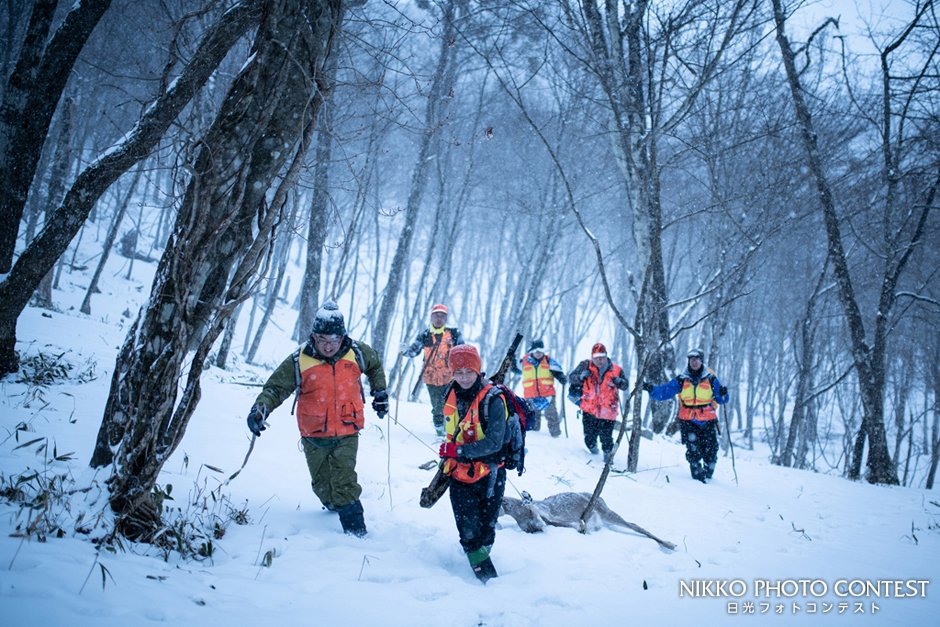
[0, 0, 263, 377]
[772, 0, 934, 485]
[0, 0, 111, 275]
[90, 0, 345, 540]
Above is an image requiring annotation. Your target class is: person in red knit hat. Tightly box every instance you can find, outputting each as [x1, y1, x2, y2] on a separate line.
[568, 342, 630, 464]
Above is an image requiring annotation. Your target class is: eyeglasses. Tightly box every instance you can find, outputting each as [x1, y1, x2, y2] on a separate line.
[314, 334, 342, 345]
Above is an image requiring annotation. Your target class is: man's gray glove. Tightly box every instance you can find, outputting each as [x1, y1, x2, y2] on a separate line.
[247, 403, 269, 436]
[372, 390, 389, 419]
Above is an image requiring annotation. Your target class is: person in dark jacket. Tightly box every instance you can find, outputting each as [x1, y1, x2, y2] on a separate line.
[643, 347, 729, 483]
[401, 303, 464, 437]
[246, 300, 387, 536]
[568, 342, 630, 464]
[437, 344, 507, 583]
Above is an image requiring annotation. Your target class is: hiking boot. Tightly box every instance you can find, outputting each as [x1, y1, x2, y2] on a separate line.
[337, 500, 367, 537]
[603, 450, 614, 465]
[434, 425, 445, 438]
[690, 463, 705, 482]
[472, 557, 498, 583]
[587, 444, 599, 455]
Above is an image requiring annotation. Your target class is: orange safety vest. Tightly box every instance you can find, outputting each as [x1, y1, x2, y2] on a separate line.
[295, 348, 365, 437]
[677, 376, 718, 421]
[580, 362, 624, 420]
[423, 328, 458, 386]
[442, 384, 503, 483]
[520, 354, 556, 399]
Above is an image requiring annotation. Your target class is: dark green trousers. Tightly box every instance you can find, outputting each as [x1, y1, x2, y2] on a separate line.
[301, 435, 362, 510]
[427, 383, 448, 430]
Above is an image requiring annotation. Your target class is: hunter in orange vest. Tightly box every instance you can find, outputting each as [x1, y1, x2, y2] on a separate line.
[437, 344, 507, 583]
[644, 347, 729, 483]
[401, 303, 464, 436]
[248, 300, 387, 536]
[568, 343, 629, 464]
[513, 339, 568, 436]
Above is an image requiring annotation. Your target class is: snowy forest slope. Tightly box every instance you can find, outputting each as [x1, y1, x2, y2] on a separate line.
[1, 272, 938, 626]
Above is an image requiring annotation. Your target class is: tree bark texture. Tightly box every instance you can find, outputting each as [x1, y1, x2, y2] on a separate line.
[80, 166, 144, 315]
[780, 265, 826, 467]
[91, 0, 344, 539]
[772, 0, 905, 485]
[0, 0, 111, 274]
[294, 81, 337, 341]
[0, 0, 262, 377]
[370, 0, 458, 361]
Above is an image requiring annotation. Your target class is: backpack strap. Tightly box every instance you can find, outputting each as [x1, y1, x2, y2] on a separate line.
[348, 340, 367, 373]
[290, 347, 303, 415]
[479, 384, 505, 431]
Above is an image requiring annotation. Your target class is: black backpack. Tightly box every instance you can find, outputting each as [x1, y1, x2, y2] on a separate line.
[481, 383, 532, 476]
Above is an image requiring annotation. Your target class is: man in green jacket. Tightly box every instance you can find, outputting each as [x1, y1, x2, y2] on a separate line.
[246, 300, 387, 536]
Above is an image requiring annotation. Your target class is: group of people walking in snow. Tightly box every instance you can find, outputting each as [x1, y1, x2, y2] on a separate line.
[245, 300, 729, 582]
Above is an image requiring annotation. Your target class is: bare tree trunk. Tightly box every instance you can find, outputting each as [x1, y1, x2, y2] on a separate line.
[371, 0, 458, 361]
[294, 74, 337, 341]
[771, 0, 935, 484]
[31, 95, 76, 309]
[0, 0, 263, 377]
[247, 201, 297, 363]
[780, 264, 826, 466]
[0, 0, 110, 273]
[80, 165, 144, 315]
[927, 341, 940, 490]
[927, 412, 940, 490]
[214, 302, 242, 370]
[91, 0, 343, 540]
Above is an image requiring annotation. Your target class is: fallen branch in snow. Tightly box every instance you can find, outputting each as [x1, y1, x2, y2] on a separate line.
[500, 492, 676, 551]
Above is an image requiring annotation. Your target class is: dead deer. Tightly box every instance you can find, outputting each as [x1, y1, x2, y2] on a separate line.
[500, 492, 676, 550]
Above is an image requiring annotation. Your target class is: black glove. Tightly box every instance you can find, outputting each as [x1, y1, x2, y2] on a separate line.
[555, 371, 568, 385]
[372, 389, 389, 419]
[612, 375, 627, 387]
[719, 386, 728, 396]
[642, 381, 654, 393]
[247, 403, 269, 436]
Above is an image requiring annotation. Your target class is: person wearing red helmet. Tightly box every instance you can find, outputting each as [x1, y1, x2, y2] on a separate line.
[568, 342, 629, 464]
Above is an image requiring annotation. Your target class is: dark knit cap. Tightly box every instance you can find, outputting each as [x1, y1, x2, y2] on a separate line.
[528, 339, 544, 353]
[312, 299, 346, 336]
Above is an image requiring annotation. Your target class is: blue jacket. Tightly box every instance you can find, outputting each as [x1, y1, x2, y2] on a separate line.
[650, 366, 729, 424]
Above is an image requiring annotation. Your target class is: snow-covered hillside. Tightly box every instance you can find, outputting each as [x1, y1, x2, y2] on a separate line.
[2, 296, 938, 626]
